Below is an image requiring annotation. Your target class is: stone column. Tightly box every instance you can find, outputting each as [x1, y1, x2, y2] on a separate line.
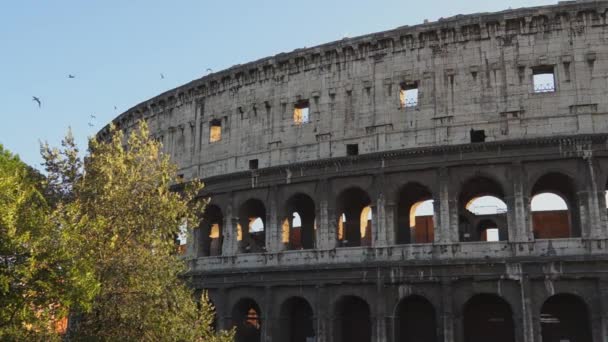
[509, 162, 533, 242]
[222, 200, 238, 256]
[372, 173, 389, 248]
[316, 285, 331, 342]
[519, 275, 535, 342]
[266, 187, 281, 253]
[441, 280, 455, 342]
[435, 167, 456, 243]
[584, 154, 605, 239]
[317, 179, 337, 250]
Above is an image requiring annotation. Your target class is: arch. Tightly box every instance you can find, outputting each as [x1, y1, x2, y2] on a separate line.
[283, 193, 316, 250]
[198, 204, 224, 257]
[396, 182, 434, 244]
[463, 294, 515, 342]
[531, 172, 580, 238]
[458, 177, 509, 242]
[278, 297, 315, 342]
[394, 295, 437, 342]
[238, 199, 266, 253]
[334, 295, 371, 342]
[336, 187, 372, 247]
[540, 294, 591, 342]
[232, 298, 262, 342]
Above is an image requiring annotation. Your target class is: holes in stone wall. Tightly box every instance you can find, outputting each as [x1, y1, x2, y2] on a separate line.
[470, 129, 486, 143]
[209, 119, 222, 143]
[399, 82, 419, 108]
[459, 177, 509, 242]
[336, 187, 372, 247]
[396, 183, 434, 244]
[346, 144, 359, 156]
[249, 159, 259, 170]
[293, 100, 310, 124]
[238, 199, 266, 253]
[531, 173, 579, 239]
[533, 66, 556, 93]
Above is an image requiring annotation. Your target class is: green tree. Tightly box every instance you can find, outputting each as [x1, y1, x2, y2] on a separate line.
[0, 144, 91, 340]
[42, 122, 233, 341]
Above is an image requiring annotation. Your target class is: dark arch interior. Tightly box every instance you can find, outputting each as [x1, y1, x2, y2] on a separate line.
[531, 172, 579, 238]
[336, 187, 372, 247]
[285, 193, 316, 250]
[463, 294, 515, 342]
[396, 182, 434, 244]
[334, 296, 371, 342]
[458, 177, 508, 242]
[279, 297, 315, 342]
[238, 199, 266, 253]
[476, 219, 500, 241]
[395, 295, 437, 342]
[198, 204, 224, 257]
[232, 298, 262, 342]
[541, 294, 591, 342]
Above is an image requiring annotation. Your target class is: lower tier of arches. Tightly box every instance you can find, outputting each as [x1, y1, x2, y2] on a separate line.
[197, 258, 607, 342]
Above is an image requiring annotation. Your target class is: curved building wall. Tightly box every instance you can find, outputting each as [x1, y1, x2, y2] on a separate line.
[104, 2, 608, 342]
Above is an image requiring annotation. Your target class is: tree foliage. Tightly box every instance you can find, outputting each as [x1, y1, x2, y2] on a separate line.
[0, 144, 90, 340]
[20, 121, 233, 341]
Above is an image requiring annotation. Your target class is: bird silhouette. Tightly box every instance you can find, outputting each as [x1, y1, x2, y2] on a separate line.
[160, 73, 165, 79]
[68, 74, 76, 79]
[88, 123, 95, 127]
[114, 105, 117, 110]
[206, 68, 213, 74]
[90, 114, 96, 119]
[32, 96, 41, 108]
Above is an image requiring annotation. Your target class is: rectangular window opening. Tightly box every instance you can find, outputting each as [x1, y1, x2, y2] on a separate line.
[346, 144, 359, 156]
[209, 119, 222, 143]
[532, 66, 555, 93]
[399, 82, 419, 108]
[249, 159, 259, 170]
[293, 100, 310, 124]
[470, 129, 486, 143]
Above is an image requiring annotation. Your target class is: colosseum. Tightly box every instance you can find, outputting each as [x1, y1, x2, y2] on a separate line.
[100, 1, 608, 341]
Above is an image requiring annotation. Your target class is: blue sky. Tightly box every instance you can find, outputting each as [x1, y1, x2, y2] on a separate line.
[1, 0, 557, 169]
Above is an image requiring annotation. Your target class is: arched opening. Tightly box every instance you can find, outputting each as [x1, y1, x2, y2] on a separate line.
[459, 177, 509, 242]
[531, 173, 579, 238]
[283, 194, 316, 250]
[279, 297, 315, 342]
[238, 199, 266, 253]
[334, 296, 371, 342]
[198, 204, 224, 257]
[395, 295, 437, 342]
[232, 298, 262, 342]
[541, 294, 591, 342]
[396, 183, 434, 244]
[336, 188, 372, 247]
[463, 294, 515, 342]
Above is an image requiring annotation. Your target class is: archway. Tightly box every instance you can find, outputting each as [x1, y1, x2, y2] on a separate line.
[531, 173, 579, 238]
[334, 296, 371, 342]
[198, 204, 224, 257]
[463, 294, 515, 342]
[336, 188, 372, 247]
[396, 183, 434, 244]
[279, 297, 315, 342]
[283, 193, 316, 250]
[459, 177, 509, 242]
[232, 298, 262, 342]
[238, 199, 266, 253]
[541, 294, 591, 342]
[476, 219, 500, 242]
[395, 295, 437, 342]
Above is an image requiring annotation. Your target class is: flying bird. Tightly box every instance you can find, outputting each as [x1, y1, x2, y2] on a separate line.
[90, 114, 96, 119]
[114, 105, 117, 110]
[88, 123, 95, 127]
[160, 73, 165, 79]
[68, 74, 76, 79]
[206, 68, 213, 74]
[32, 96, 41, 108]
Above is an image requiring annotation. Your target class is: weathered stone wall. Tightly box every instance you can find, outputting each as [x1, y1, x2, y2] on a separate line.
[103, 1, 608, 341]
[103, 0, 608, 181]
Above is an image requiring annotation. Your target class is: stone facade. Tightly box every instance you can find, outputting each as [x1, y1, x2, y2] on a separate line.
[103, 1, 608, 341]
